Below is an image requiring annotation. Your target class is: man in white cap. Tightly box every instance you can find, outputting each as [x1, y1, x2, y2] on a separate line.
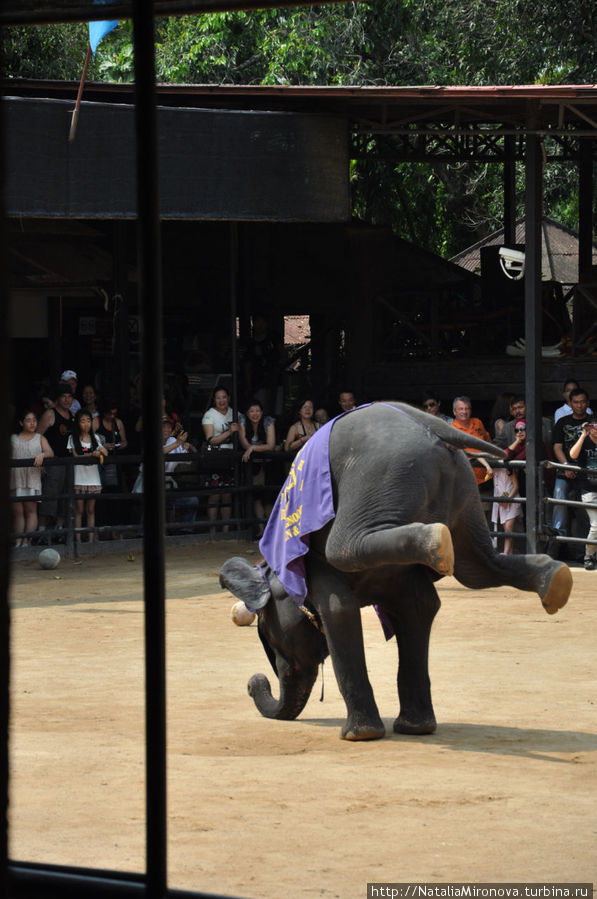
[60, 370, 81, 413]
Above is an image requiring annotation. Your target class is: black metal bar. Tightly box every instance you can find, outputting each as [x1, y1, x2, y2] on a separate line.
[543, 497, 597, 511]
[578, 140, 594, 277]
[132, 3, 167, 898]
[64, 461, 76, 559]
[0, 52, 11, 899]
[8, 860, 235, 899]
[503, 134, 516, 246]
[524, 128, 543, 554]
[229, 223, 240, 532]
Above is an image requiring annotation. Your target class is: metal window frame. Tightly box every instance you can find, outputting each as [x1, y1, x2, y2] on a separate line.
[1, 5, 594, 899]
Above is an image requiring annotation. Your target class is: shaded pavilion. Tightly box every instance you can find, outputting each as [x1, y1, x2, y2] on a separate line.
[5, 81, 597, 412]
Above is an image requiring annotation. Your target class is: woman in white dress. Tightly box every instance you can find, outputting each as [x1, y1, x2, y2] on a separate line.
[491, 464, 521, 554]
[67, 409, 109, 542]
[11, 410, 53, 546]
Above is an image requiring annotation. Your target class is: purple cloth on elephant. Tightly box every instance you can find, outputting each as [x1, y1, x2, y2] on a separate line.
[259, 417, 337, 601]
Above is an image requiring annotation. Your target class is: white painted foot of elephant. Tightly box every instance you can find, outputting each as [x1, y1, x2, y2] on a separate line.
[426, 522, 455, 577]
[538, 562, 572, 615]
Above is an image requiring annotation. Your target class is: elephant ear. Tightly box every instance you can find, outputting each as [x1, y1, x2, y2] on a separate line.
[219, 557, 271, 610]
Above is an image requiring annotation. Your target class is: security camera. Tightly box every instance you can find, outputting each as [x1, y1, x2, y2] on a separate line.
[499, 246, 525, 281]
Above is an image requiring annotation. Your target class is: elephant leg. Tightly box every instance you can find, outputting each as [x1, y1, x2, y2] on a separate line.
[325, 521, 454, 577]
[452, 505, 572, 615]
[309, 557, 385, 741]
[382, 568, 441, 735]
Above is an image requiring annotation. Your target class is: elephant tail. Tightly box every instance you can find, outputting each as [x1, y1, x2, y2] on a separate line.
[389, 401, 507, 458]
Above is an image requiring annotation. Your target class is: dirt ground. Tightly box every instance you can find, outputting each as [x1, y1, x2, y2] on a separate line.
[7, 541, 597, 898]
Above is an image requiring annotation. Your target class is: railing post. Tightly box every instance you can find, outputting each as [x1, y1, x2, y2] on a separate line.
[537, 461, 546, 546]
[64, 460, 76, 559]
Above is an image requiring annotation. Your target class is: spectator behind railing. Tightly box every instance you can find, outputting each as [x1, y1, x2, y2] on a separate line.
[67, 409, 109, 543]
[568, 418, 597, 570]
[489, 391, 514, 439]
[283, 398, 319, 454]
[202, 384, 239, 534]
[81, 383, 101, 431]
[96, 401, 130, 537]
[11, 410, 54, 547]
[551, 387, 592, 558]
[451, 396, 493, 489]
[239, 399, 276, 539]
[36, 381, 76, 536]
[422, 391, 453, 423]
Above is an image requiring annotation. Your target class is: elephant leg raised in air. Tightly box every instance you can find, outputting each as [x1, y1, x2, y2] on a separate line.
[382, 568, 441, 735]
[451, 505, 572, 615]
[308, 556, 385, 741]
[325, 521, 455, 578]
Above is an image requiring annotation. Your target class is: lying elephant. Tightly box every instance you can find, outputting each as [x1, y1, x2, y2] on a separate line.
[220, 402, 572, 741]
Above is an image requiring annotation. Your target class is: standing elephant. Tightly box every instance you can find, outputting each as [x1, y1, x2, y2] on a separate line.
[220, 402, 572, 741]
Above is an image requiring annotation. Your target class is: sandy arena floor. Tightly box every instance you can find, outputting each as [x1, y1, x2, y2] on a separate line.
[7, 542, 597, 898]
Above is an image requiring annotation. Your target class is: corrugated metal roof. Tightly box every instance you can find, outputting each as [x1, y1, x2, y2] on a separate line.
[450, 217, 597, 283]
[7, 81, 597, 135]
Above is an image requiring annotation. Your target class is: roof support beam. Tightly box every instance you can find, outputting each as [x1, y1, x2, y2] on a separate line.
[578, 139, 594, 276]
[524, 131, 543, 554]
[503, 135, 516, 246]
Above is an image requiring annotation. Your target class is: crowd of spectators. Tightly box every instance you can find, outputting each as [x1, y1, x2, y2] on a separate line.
[9, 370, 597, 565]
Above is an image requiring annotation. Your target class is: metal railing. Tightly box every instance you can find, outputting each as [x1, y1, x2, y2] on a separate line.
[11, 452, 597, 560]
[9, 450, 289, 558]
[539, 459, 597, 555]
[474, 458, 529, 546]
[470, 455, 597, 557]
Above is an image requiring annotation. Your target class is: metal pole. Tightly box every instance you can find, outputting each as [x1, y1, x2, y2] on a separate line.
[503, 134, 516, 247]
[229, 222, 239, 418]
[578, 140, 593, 276]
[0, 56, 11, 899]
[524, 128, 543, 554]
[229, 223, 240, 530]
[132, 4, 167, 898]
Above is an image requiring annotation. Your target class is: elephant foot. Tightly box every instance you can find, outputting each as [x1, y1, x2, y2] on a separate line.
[219, 557, 271, 610]
[393, 714, 437, 735]
[538, 561, 572, 615]
[427, 522, 455, 577]
[341, 714, 386, 741]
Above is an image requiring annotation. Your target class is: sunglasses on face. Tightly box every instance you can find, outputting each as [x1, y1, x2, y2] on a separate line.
[515, 427, 526, 432]
[423, 402, 437, 409]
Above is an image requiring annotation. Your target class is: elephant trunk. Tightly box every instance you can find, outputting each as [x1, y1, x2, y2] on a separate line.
[248, 663, 318, 721]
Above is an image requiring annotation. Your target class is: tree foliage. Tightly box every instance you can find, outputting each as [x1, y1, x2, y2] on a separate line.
[2, 1, 596, 254]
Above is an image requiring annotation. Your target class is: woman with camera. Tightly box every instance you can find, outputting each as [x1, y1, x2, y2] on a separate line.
[568, 420, 597, 570]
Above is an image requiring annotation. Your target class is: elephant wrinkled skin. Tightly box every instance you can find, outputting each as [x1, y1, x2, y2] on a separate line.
[220, 403, 572, 741]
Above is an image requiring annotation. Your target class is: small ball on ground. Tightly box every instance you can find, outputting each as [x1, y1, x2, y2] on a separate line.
[231, 600, 256, 627]
[39, 548, 61, 570]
